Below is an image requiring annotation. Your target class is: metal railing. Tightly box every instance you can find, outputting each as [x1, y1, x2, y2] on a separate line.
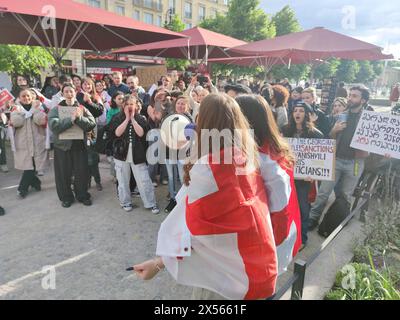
[272, 175, 375, 300]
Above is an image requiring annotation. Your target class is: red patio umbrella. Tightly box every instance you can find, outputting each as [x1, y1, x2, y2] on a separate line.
[227, 27, 393, 62]
[0, 0, 184, 65]
[113, 26, 246, 65]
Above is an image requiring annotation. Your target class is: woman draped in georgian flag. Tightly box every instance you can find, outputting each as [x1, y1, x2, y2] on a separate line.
[236, 95, 302, 275]
[133, 94, 278, 300]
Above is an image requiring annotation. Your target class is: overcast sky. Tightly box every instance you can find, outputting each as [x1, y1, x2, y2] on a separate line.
[260, 0, 400, 58]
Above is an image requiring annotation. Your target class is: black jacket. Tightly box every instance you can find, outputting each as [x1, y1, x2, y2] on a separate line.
[109, 112, 150, 164]
[311, 103, 331, 138]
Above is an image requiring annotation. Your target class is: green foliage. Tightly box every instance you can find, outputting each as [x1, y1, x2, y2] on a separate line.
[325, 261, 400, 300]
[200, 13, 229, 35]
[354, 203, 400, 268]
[268, 5, 305, 81]
[313, 59, 341, 80]
[327, 202, 400, 300]
[371, 61, 385, 77]
[0, 44, 55, 78]
[270, 64, 310, 82]
[271, 5, 301, 37]
[164, 15, 189, 71]
[200, 0, 276, 78]
[388, 60, 400, 68]
[224, 0, 276, 42]
[164, 14, 185, 32]
[335, 60, 360, 82]
[355, 61, 376, 83]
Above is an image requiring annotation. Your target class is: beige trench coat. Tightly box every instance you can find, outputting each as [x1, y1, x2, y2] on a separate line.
[10, 104, 49, 171]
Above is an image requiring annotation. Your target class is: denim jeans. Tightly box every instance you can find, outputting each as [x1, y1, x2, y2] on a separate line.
[148, 163, 168, 182]
[294, 180, 311, 244]
[309, 158, 365, 222]
[165, 159, 184, 200]
[114, 159, 156, 208]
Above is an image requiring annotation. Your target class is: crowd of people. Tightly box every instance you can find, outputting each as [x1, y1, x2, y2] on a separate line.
[0, 69, 376, 299]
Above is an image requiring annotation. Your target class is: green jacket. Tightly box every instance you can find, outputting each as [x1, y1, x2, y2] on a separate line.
[48, 101, 96, 151]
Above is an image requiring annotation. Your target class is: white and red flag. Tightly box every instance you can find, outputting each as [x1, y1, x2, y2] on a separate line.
[157, 148, 278, 300]
[259, 143, 302, 275]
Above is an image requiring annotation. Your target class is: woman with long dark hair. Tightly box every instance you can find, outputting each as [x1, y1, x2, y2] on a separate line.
[282, 101, 324, 248]
[236, 94, 302, 271]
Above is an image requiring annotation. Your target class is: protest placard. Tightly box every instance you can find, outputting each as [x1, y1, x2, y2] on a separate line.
[58, 106, 84, 140]
[287, 138, 336, 181]
[0, 89, 14, 109]
[350, 110, 400, 159]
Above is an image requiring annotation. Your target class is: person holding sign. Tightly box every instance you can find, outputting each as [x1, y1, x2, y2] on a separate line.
[308, 86, 374, 231]
[9, 89, 49, 199]
[48, 84, 96, 208]
[283, 101, 324, 247]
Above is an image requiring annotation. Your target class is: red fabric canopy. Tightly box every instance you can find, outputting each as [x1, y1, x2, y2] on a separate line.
[227, 27, 393, 61]
[0, 0, 184, 51]
[209, 55, 305, 68]
[113, 26, 246, 60]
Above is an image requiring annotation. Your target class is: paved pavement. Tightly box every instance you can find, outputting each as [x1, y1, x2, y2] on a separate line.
[0, 148, 192, 300]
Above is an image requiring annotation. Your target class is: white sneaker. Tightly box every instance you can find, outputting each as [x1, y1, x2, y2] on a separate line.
[152, 182, 158, 187]
[161, 180, 168, 185]
[37, 170, 44, 176]
[122, 205, 133, 212]
[151, 205, 160, 214]
[1, 165, 8, 173]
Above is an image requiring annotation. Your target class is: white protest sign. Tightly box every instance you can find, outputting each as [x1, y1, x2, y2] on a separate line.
[350, 110, 400, 159]
[287, 138, 336, 181]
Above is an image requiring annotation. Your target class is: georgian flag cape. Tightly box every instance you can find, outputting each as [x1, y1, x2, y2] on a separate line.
[156, 148, 278, 300]
[259, 143, 302, 275]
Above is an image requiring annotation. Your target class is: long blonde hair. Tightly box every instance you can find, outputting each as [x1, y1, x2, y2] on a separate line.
[183, 93, 259, 186]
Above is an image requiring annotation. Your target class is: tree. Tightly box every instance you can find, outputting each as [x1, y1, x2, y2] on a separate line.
[269, 5, 306, 82]
[200, 0, 276, 78]
[335, 60, 360, 83]
[271, 5, 301, 37]
[0, 44, 55, 79]
[200, 13, 228, 35]
[164, 15, 189, 71]
[224, 0, 276, 42]
[355, 61, 375, 83]
[312, 59, 341, 80]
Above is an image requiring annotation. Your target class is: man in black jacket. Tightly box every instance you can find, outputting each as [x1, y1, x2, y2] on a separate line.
[309, 85, 373, 231]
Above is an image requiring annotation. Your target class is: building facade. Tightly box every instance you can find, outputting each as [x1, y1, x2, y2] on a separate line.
[57, 0, 229, 77]
[77, 0, 229, 29]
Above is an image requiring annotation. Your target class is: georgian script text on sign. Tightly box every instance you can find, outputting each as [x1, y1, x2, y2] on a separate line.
[350, 110, 400, 159]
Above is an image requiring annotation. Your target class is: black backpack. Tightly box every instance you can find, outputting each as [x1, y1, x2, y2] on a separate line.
[318, 196, 351, 238]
